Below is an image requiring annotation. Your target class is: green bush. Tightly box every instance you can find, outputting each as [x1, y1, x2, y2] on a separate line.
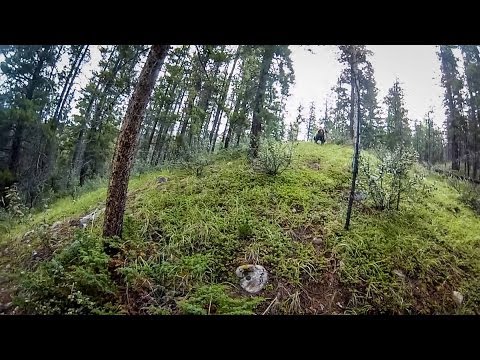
[17, 232, 119, 314]
[252, 138, 296, 176]
[176, 149, 214, 177]
[359, 146, 425, 210]
[447, 176, 480, 215]
[3, 183, 28, 218]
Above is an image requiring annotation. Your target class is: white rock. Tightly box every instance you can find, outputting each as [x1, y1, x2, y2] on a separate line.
[235, 264, 268, 294]
[23, 229, 35, 238]
[312, 237, 323, 245]
[79, 208, 105, 228]
[51, 221, 62, 229]
[453, 291, 463, 305]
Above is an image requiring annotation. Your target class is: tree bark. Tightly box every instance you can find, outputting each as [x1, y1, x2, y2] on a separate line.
[345, 49, 361, 230]
[249, 46, 275, 158]
[349, 62, 355, 140]
[103, 45, 169, 239]
[209, 47, 240, 152]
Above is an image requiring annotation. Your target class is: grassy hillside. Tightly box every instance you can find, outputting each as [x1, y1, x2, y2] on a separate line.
[1, 142, 479, 315]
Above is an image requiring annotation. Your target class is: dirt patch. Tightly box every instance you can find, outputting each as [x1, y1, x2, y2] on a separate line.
[286, 217, 325, 243]
[287, 224, 322, 242]
[404, 276, 459, 314]
[291, 203, 304, 214]
[256, 270, 349, 315]
[0, 277, 14, 314]
[256, 234, 350, 315]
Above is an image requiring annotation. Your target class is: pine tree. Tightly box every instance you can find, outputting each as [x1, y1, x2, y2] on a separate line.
[103, 45, 169, 240]
[384, 79, 411, 151]
[438, 45, 467, 171]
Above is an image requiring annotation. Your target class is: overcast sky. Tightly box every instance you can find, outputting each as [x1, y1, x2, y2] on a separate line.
[285, 45, 447, 128]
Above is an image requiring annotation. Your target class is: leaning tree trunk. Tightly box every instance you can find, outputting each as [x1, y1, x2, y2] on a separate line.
[345, 50, 361, 230]
[103, 45, 169, 239]
[249, 46, 275, 158]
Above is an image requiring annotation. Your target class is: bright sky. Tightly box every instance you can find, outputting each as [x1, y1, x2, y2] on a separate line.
[285, 45, 447, 129]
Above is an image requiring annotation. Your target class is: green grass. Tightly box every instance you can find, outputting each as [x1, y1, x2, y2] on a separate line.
[1, 142, 479, 315]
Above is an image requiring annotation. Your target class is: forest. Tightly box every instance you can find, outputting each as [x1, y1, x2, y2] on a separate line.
[0, 45, 479, 315]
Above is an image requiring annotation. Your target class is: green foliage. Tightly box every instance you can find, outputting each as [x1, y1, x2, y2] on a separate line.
[3, 184, 28, 218]
[2, 142, 480, 316]
[17, 232, 118, 314]
[178, 284, 264, 315]
[176, 149, 214, 177]
[384, 80, 411, 150]
[359, 146, 427, 210]
[252, 139, 296, 176]
[447, 176, 480, 215]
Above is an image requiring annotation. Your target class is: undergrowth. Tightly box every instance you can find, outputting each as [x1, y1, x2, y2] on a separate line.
[1, 142, 479, 315]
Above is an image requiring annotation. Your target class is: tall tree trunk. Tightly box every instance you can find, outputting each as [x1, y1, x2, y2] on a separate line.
[349, 62, 354, 140]
[103, 45, 169, 239]
[144, 80, 174, 159]
[209, 47, 240, 152]
[249, 46, 275, 158]
[53, 46, 89, 128]
[345, 50, 361, 230]
[151, 87, 186, 164]
[224, 95, 242, 149]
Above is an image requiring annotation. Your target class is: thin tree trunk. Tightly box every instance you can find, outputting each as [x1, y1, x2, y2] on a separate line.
[345, 50, 361, 230]
[249, 46, 275, 158]
[209, 48, 240, 152]
[53, 46, 89, 128]
[103, 45, 169, 239]
[144, 81, 171, 159]
[349, 63, 354, 140]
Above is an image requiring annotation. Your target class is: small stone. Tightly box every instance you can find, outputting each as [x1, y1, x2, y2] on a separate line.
[23, 229, 35, 238]
[393, 270, 405, 279]
[312, 237, 323, 245]
[51, 221, 62, 229]
[235, 264, 268, 294]
[157, 176, 168, 184]
[79, 208, 104, 228]
[453, 291, 463, 306]
[5, 264, 10, 270]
